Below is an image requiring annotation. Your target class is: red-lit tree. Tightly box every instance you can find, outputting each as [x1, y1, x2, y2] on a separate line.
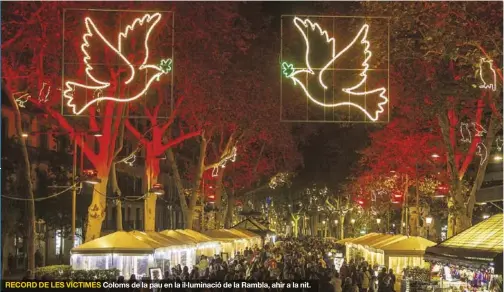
[2, 2, 176, 241]
[360, 2, 502, 236]
[124, 93, 201, 231]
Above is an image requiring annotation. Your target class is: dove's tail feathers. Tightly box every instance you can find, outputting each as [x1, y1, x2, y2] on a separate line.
[292, 78, 387, 122]
[63, 82, 108, 115]
[342, 87, 388, 122]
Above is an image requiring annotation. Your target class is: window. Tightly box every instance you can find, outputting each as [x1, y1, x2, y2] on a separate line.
[39, 130, 48, 149]
[74, 228, 83, 247]
[55, 229, 64, 255]
[134, 177, 143, 195]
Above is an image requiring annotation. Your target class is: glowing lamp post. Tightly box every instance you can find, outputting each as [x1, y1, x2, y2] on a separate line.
[425, 216, 433, 239]
[376, 218, 381, 232]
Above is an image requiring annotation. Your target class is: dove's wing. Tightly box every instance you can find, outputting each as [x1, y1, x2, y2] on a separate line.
[318, 24, 371, 92]
[81, 17, 135, 87]
[292, 17, 336, 78]
[118, 13, 162, 83]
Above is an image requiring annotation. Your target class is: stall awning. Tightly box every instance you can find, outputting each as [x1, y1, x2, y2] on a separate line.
[231, 218, 275, 237]
[425, 214, 503, 269]
[350, 233, 384, 245]
[203, 229, 244, 242]
[360, 234, 395, 247]
[175, 229, 216, 243]
[159, 230, 203, 245]
[380, 236, 436, 256]
[131, 231, 188, 248]
[71, 231, 156, 254]
[335, 238, 355, 244]
[369, 235, 407, 250]
[230, 228, 261, 239]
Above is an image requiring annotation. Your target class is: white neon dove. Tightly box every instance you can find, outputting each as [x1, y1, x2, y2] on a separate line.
[282, 17, 388, 122]
[63, 13, 172, 115]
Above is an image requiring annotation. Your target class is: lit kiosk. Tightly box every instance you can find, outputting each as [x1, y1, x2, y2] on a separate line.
[71, 231, 158, 279]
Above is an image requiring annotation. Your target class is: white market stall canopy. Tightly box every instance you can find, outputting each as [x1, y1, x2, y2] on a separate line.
[71, 231, 157, 254]
[380, 236, 436, 256]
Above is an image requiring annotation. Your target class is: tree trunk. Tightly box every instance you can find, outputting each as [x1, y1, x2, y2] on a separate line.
[224, 190, 235, 229]
[339, 214, 346, 239]
[85, 176, 109, 242]
[166, 135, 207, 230]
[291, 215, 300, 237]
[166, 148, 190, 228]
[144, 194, 157, 232]
[439, 109, 498, 237]
[110, 164, 123, 231]
[214, 173, 225, 229]
[4, 85, 36, 273]
[401, 175, 409, 235]
[144, 153, 160, 232]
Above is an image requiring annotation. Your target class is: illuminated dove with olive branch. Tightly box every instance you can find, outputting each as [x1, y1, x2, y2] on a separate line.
[63, 13, 172, 115]
[281, 17, 388, 122]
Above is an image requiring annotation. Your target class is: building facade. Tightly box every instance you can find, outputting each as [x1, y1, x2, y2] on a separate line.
[1, 100, 185, 270]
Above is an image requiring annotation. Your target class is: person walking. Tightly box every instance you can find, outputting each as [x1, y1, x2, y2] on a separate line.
[361, 266, 372, 292]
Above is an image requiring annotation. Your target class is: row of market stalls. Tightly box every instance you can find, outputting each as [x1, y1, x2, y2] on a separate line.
[70, 228, 264, 279]
[336, 233, 436, 275]
[424, 213, 503, 291]
[336, 214, 503, 291]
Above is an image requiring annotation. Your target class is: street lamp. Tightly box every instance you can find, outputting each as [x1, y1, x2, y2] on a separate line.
[493, 155, 503, 161]
[351, 219, 355, 224]
[376, 218, 381, 224]
[334, 219, 338, 224]
[322, 220, 326, 225]
[149, 183, 165, 195]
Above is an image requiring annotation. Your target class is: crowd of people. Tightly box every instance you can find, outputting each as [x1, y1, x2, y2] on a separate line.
[119, 237, 397, 292]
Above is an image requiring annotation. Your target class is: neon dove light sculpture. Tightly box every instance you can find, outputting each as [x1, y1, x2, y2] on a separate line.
[281, 17, 388, 122]
[63, 13, 172, 115]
